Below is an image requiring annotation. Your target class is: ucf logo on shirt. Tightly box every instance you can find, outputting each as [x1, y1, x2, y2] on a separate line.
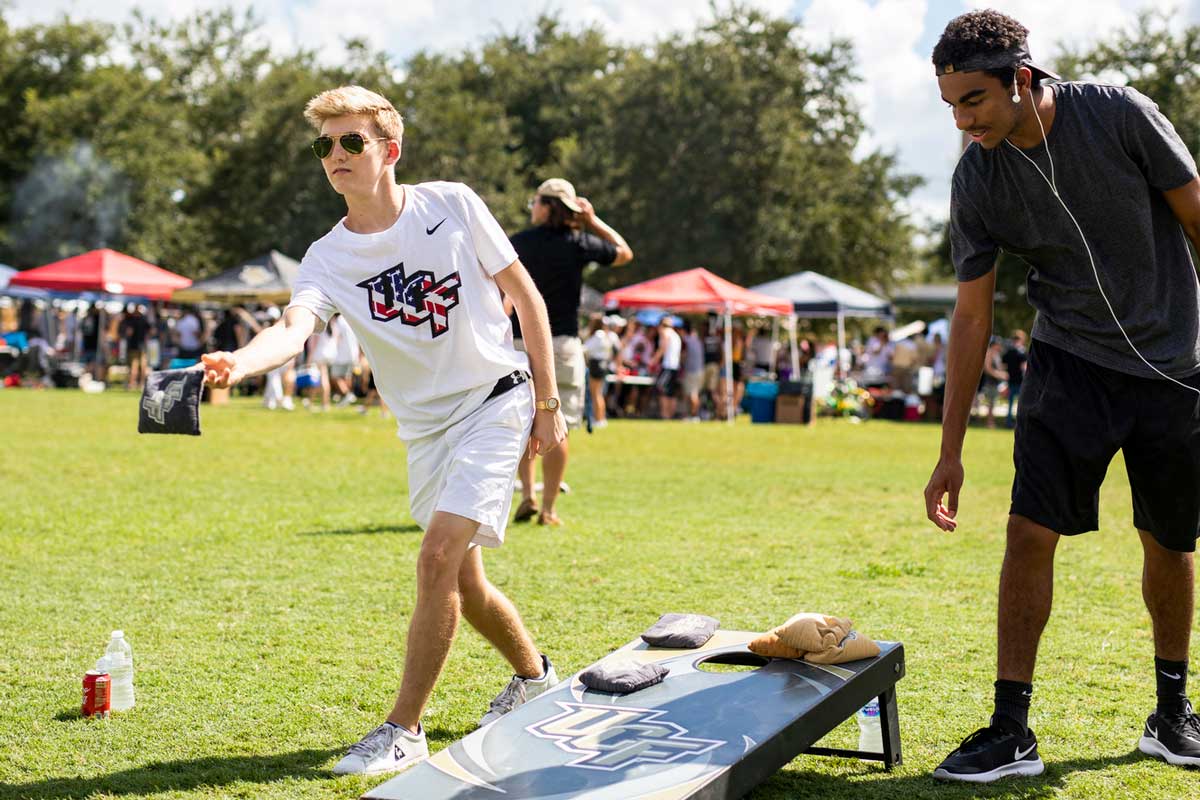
[357, 261, 461, 338]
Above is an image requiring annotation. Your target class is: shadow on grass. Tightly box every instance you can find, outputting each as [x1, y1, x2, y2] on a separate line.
[751, 750, 1148, 799]
[5, 748, 342, 799]
[299, 523, 422, 536]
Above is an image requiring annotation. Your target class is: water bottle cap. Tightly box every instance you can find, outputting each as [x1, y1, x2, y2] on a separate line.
[111, 630, 124, 639]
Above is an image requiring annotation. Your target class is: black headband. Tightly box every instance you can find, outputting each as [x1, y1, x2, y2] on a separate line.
[935, 42, 1061, 81]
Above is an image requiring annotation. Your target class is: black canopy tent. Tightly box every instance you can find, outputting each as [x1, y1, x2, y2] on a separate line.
[172, 250, 300, 305]
[751, 271, 893, 377]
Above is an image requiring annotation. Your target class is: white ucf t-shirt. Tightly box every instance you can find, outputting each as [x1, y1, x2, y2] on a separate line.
[287, 182, 528, 440]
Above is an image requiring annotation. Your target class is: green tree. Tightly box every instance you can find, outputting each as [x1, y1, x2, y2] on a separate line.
[0, 14, 122, 265]
[566, 8, 921, 293]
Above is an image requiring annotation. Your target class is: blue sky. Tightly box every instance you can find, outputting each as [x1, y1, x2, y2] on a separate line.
[11, 1, 1200, 228]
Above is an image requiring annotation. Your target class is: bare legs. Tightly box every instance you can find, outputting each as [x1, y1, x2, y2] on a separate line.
[387, 511, 541, 730]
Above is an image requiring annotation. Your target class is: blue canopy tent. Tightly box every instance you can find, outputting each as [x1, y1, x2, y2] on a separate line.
[750, 271, 893, 377]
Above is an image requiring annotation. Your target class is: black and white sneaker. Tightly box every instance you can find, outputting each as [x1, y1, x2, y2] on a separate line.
[1139, 701, 1200, 767]
[933, 720, 1044, 782]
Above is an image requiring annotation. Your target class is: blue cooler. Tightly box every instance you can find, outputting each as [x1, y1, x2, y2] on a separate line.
[746, 381, 779, 423]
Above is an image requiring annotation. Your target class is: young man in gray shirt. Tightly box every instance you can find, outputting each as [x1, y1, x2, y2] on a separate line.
[924, 9, 1200, 782]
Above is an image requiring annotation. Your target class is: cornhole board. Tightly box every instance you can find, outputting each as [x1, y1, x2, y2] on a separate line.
[364, 630, 904, 800]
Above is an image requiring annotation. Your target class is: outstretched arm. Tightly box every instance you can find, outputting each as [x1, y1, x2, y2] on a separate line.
[201, 306, 319, 388]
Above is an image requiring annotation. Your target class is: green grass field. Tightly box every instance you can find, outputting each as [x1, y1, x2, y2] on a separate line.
[2, 390, 1193, 799]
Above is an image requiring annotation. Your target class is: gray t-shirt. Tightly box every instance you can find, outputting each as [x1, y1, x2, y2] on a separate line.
[950, 82, 1200, 378]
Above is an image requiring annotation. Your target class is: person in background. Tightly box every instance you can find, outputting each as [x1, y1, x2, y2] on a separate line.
[175, 306, 205, 361]
[329, 312, 360, 406]
[702, 318, 723, 408]
[863, 326, 893, 387]
[650, 317, 682, 420]
[681, 320, 705, 421]
[891, 333, 920, 394]
[583, 314, 614, 428]
[120, 304, 150, 390]
[80, 306, 102, 380]
[509, 178, 632, 526]
[976, 338, 1008, 429]
[715, 325, 746, 420]
[1002, 329, 1028, 428]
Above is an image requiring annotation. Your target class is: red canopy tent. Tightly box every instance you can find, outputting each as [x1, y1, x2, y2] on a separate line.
[10, 249, 192, 376]
[9, 249, 191, 300]
[603, 267, 791, 316]
[604, 268, 793, 422]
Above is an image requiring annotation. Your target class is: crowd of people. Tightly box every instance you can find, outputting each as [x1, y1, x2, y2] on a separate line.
[855, 324, 1028, 427]
[1, 294, 1031, 426]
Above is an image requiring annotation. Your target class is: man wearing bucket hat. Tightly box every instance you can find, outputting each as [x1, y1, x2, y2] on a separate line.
[924, 9, 1200, 782]
[509, 178, 633, 526]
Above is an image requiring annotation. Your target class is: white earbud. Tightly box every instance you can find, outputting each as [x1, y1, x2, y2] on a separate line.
[1012, 89, 1020, 103]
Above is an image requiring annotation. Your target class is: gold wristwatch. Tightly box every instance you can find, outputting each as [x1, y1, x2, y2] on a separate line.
[536, 397, 561, 412]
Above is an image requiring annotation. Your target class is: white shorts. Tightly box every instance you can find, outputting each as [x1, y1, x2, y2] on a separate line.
[406, 381, 533, 548]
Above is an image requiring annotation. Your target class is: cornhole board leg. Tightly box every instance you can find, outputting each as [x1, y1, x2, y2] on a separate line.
[803, 684, 902, 768]
[364, 631, 904, 800]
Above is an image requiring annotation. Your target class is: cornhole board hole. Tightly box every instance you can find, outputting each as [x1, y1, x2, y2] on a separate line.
[364, 630, 904, 800]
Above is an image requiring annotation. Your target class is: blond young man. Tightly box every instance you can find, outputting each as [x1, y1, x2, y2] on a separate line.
[202, 86, 567, 776]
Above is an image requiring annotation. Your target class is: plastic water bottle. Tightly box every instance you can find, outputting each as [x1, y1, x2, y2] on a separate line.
[102, 631, 135, 711]
[857, 698, 882, 753]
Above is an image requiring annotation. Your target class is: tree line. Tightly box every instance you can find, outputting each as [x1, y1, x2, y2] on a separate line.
[0, 6, 923, 295]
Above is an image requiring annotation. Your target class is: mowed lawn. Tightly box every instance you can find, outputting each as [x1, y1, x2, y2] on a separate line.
[1, 389, 1192, 800]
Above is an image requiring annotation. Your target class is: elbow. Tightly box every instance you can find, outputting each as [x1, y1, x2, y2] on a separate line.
[613, 245, 633, 267]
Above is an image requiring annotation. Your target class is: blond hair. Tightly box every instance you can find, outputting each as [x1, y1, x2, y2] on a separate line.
[303, 85, 404, 142]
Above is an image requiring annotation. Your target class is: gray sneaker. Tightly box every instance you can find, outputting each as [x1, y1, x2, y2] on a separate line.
[331, 722, 428, 776]
[479, 654, 558, 727]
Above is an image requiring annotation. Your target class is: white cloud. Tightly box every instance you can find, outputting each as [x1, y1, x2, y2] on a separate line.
[802, 0, 960, 225]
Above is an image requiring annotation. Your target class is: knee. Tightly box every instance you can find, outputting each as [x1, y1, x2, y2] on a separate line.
[416, 542, 461, 591]
[1143, 536, 1194, 571]
[1006, 515, 1059, 561]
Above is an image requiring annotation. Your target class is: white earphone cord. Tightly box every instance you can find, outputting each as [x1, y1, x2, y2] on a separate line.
[1003, 84, 1200, 418]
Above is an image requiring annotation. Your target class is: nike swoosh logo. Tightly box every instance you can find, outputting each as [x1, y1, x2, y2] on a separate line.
[426, 218, 447, 235]
[1014, 744, 1036, 760]
[1148, 725, 1158, 739]
[1160, 671, 1183, 680]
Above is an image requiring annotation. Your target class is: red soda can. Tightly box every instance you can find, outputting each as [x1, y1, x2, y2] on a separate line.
[82, 670, 111, 718]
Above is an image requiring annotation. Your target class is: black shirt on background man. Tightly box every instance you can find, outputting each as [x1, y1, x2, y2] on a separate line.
[509, 227, 616, 339]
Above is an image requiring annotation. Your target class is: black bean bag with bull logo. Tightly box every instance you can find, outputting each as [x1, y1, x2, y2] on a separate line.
[138, 369, 203, 435]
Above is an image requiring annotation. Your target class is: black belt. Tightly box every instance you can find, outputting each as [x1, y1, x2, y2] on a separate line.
[485, 370, 530, 402]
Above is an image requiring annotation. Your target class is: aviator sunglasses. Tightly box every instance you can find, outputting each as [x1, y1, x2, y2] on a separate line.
[311, 132, 388, 159]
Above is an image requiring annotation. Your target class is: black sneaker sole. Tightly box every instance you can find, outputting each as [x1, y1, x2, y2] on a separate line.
[1139, 736, 1200, 767]
[932, 758, 1045, 783]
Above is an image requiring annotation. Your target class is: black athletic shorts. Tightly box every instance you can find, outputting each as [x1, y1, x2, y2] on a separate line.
[656, 368, 680, 395]
[587, 358, 609, 380]
[1011, 340, 1200, 552]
